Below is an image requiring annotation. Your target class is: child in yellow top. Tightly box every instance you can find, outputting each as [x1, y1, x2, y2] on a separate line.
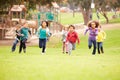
[96, 28, 106, 54]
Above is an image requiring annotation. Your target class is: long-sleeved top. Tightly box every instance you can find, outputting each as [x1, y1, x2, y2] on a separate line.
[37, 26, 50, 38]
[66, 31, 80, 44]
[62, 30, 68, 42]
[84, 27, 98, 40]
[96, 30, 106, 42]
[15, 30, 21, 40]
[20, 27, 31, 40]
[38, 28, 50, 39]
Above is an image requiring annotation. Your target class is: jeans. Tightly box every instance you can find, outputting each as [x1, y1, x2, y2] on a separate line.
[39, 38, 46, 53]
[67, 41, 73, 55]
[19, 38, 27, 53]
[97, 42, 104, 54]
[88, 39, 97, 55]
[11, 39, 19, 52]
[72, 43, 76, 50]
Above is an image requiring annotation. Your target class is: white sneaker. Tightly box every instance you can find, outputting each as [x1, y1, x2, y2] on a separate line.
[41, 52, 45, 55]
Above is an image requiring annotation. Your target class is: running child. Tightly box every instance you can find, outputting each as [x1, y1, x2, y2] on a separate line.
[11, 24, 21, 52]
[84, 20, 99, 55]
[61, 26, 68, 54]
[38, 21, 50, 54]
[96, 27, 106, 54]
[19, 22, 31, 53]
[66, 25, 80, 55]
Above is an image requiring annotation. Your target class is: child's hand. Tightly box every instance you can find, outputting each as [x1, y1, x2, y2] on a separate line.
[21, 34, 24, 36]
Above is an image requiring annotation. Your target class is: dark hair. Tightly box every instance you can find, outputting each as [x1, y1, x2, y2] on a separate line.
[41, 21, 49, 27]
[88, 20, 99, 28]
[69, 25, 75, 29]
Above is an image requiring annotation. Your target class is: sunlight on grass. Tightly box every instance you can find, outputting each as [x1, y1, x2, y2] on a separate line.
[0, 27, 120, 80]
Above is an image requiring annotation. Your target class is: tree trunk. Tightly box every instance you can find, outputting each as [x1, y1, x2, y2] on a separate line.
[100, 11, 109, 23]
[81, 8, 90, 25]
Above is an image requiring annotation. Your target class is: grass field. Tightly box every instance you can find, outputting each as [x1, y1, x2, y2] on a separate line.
[59, 12, 120, 25]
[0, 28, 120, 80]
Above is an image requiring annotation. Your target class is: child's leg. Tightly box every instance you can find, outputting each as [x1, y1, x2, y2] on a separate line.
[100, 42, 104, 53]
[22, 39, 27, 53]
[97, 42, 100, 54]
[65, 42, 68, 53]
[12, 39, 19, 52]
[62, 42, 65, 53]
[88, 39, 92, 49]
[68, 42, 72, 55]
[92, 40, 97, 55]
[19, 40, 23, 53]
[39, 38, 43, 48]
[72, 43, 76, 50]
[42, 39, 46, 53]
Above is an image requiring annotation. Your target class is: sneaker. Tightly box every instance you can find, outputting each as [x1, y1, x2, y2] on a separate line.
[41, 52, 45, 55]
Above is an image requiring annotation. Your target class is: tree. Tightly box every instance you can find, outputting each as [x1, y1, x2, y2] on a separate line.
[69, 0, 92, 25]
[95, 0, 120, 23]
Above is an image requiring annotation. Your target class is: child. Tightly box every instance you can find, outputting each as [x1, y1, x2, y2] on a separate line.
[37, 21, 52, 41]
[61, 26, 68, 54]
[66, 25, 80, 55]
[38, 21, 50, 54]
[19, 22, 31, 53]
[84, 21, 99, 55]
[96, 28, 106, 54]
[11, 24, 21, 52]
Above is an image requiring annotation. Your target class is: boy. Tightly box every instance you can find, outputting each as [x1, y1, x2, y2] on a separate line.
[19, 22, 31, 53]
[11, 24, 21, 52]
[66, 25, 80, 55]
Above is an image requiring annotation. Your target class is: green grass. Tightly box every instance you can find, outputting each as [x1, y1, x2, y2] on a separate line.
[0, 28, 120, 80]
[58, 12, 120, 25]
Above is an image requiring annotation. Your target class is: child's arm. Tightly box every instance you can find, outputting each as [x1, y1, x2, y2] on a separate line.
[36, 27, 41, 37]
[95, 28, 98, 36]
[76, 32, 80, 44]
[84, 28, 89, 35]
[102, 30, 106, 39]
[28, 29, 31, 35]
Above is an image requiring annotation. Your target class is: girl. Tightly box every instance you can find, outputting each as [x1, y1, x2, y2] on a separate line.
[96, 27, 106, 54]
[38, 21, 50, 54]
[84, 21, 99, 55]
[66, 25, 80, 55]
[61, 26, 68, 54]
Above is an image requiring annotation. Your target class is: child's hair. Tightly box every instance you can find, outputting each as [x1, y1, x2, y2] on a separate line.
[69, 25, 75, 29]
[88, 20, 99, 28]
[63, 26, 68, 30]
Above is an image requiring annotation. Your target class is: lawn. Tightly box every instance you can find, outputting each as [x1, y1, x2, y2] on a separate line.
[58, 12, 120, 25]
[0, 28, 120, 80]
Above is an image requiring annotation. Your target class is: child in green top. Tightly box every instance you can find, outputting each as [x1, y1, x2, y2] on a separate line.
[38, 21, 50, 54]
[19, 22, 31, 53]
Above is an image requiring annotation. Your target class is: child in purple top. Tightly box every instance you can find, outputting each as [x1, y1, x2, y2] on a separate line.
[84, 21, 99, 55]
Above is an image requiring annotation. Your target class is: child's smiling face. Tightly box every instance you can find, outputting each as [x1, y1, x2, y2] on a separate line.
[42, 21, 47, 28]
[69, 26, 74, 32]
[91, 22, 96, 29]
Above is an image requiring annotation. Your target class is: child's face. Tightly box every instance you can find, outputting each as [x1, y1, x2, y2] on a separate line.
[69, 26, 74, 32]
[64, 27, 68, 31]
[98, 28, 101, 32]
[42, 21, 47, 28]
[91, 22, 96, 29]
[24, 23, 28, 28]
